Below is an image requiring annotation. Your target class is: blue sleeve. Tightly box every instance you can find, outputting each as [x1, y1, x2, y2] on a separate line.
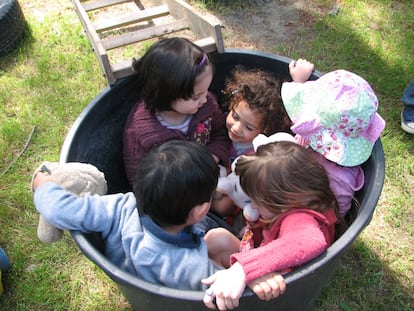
[33, 182, 136, 234]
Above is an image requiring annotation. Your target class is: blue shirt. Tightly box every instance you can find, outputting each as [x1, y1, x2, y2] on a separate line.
[34, 182, 221, 290]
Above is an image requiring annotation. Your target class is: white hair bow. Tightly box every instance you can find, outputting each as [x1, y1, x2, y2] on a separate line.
[252, 132, 296, 151]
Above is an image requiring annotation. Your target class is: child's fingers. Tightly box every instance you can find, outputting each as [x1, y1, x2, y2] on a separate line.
[201, 273, 217, 285]
[268, 274, 286, 296]
[289, 60, 296, 71]
[216, 295, 239, 310]
[251, 281, 271, 300]
[277, 274, 286, 294]
[203, 288, 217, 310]
[248, 273, 286, 301]
[33, 171, 51, 191]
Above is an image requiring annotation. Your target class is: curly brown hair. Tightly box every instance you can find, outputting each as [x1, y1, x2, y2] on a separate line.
[222, 66, 292, 135]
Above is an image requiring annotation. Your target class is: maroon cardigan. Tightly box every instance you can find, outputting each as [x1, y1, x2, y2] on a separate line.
[123, 92, 231, 185]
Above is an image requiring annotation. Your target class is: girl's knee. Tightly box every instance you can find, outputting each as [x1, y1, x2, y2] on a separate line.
[205, 228, 240, 267]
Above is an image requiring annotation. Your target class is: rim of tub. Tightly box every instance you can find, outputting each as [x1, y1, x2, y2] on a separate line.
[60, 48, 385, 303]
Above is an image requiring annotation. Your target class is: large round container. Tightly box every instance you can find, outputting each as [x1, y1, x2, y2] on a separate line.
[60, 49, 385, 311]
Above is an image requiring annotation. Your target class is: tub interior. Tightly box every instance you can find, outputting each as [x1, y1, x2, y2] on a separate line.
[61, 49, 385, 311]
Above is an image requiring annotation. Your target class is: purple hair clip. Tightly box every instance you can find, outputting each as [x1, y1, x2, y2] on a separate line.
[196, 53, 207, 70]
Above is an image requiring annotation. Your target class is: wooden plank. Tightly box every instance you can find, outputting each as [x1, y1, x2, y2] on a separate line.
[71, 0, 115, 82]
[93, 5, 169, 32]
[112, 59, 135, 80]
[82, 0, 131, 11]
[73, 0, 225, 84]
[132, 0, 145, 10]
[110, 37, 217, 81]
[193, 37, 217, 54]
[102, 54, 116, 84]
[101, 18, 189, 50]
[152, 0, 224, 52]
[213, 24, 224, 53]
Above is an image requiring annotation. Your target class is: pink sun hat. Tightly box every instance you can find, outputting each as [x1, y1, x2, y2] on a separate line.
[281, 70, 386, 167]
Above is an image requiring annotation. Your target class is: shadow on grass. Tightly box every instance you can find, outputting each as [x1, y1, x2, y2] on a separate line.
[314, 238, 413, 311]
[0, 22, 35, 72]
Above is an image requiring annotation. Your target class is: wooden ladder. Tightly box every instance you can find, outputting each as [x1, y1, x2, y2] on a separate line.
[71, 0, 225, 85]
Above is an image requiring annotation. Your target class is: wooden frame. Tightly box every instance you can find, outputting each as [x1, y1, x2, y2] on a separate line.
[71, 0, 225, 85]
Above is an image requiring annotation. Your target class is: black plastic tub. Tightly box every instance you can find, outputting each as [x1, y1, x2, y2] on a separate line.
[60, 49, 385, 311]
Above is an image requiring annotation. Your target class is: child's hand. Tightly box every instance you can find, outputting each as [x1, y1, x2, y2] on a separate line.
[32, 171, 51, 191]
[289, 59, 314, 83]
[202, 262, 246, 310]
[247, 272, 286, 301]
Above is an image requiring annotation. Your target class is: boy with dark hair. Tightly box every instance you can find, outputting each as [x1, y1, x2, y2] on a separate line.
[32, 140, 222, 290]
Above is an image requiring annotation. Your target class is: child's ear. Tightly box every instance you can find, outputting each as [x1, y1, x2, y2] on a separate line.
[187, 202, 210, 224]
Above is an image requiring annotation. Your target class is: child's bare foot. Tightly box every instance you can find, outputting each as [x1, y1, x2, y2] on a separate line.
[289, 59, 315, 83]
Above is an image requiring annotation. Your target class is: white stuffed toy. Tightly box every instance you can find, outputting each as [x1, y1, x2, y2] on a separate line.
[216, 133, 296, 222]
[216, 159, 258, 221]
[31, 161, 107, 244]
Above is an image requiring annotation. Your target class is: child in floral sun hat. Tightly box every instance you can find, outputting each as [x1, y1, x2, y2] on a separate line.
[281, 69, 386, 216]
[282, 69, 386, 166]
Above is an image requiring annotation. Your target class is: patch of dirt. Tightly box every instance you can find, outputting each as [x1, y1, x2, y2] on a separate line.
[103, 0, 335, 54]
[212, 0, 322, 51]
[191, 0, 334, 53]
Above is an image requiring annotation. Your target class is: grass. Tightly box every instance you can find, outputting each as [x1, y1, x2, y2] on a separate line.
[0, 0, 413, 310]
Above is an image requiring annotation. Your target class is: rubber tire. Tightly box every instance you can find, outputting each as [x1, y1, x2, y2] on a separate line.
[0, 0, 26, 56]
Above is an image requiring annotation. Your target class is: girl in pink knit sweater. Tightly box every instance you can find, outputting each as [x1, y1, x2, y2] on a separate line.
[203, 141, 340, 310]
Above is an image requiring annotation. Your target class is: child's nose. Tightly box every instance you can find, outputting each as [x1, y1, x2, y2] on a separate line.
[199, 92, 208, 105]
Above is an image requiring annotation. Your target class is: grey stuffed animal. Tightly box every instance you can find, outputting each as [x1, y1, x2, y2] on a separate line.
[31, 162, 107, 244]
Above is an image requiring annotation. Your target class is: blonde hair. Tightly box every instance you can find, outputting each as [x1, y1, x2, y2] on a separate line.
[235, 141, 338, 220]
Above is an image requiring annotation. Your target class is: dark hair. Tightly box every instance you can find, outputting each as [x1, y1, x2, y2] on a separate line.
[132, 37, 213, 114]
[222, 66, 291, 134]
[236, 141, 339, 219]
[133, 140, 219, 227]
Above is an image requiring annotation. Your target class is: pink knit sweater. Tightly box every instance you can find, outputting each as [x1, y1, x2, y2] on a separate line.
[230, 208, 337, 283]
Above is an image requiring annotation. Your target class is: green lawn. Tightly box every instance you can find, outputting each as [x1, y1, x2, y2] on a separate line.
[0, 0, 413, 310]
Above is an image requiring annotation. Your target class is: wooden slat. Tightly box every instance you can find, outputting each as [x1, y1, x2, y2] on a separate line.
[111, 37, 220, 80]
[82, 0, 131, 11]
[73, 0, 224, 84]
[93, 5, 169, 32]
[153, 0, 224, 52]
[193, 37, 217, 54]
[112, 59, 135, 80]
[213, 24, 224, 53]
[132, 0, 146, 10]
[102, 18, 189, 50]
[72, 0, 115, 82]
